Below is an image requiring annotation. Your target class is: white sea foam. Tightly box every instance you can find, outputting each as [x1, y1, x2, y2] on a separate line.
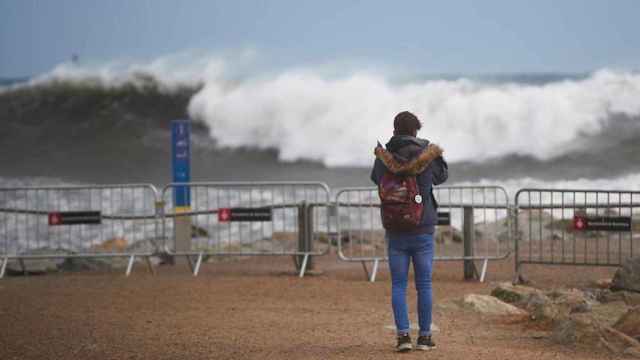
[188, 67, 640, 166]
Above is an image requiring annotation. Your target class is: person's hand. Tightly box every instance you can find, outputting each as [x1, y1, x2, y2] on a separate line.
[374, 141, 384, 155]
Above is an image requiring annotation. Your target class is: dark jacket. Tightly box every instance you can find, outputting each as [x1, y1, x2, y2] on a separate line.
[370, 135, 449, 235]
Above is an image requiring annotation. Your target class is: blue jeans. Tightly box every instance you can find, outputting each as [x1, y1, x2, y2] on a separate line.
[387, 232, 434, 337]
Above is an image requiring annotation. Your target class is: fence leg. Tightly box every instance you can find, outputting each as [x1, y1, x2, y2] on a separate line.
[513, 252, 525, 284]
[125, 255, 136, 277]
[369, 259, 380, 283]
[0, 257, 7, 279]
[513, 266, 526, 285]
[297, 202, 314, 272]
[298, 254, 309, 278]
[193, 252, 203, 277]
[174, 211, 192, 267]
[145, 256, 156, 276]
[186, 255, 195, 274]
[305, 204, 315, 271]
[361, 261, 370, 281]
[463, 206, 479, 281]
[479, 258, 489, 283]
[513, 206, 522, 285]
[19, 259, 26, 276]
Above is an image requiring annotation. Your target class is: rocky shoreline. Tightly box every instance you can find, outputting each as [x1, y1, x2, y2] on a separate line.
[460, 257, 640, 357]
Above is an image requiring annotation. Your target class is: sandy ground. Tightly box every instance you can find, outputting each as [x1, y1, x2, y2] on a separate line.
[0, 252, 622, 360]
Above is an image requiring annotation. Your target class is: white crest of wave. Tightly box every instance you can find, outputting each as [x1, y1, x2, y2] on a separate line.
[22, 50, 256, 91]
[189, 68, 640, 166]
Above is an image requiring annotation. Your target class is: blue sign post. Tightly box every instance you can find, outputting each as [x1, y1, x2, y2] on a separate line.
[171, 120, 191, 210]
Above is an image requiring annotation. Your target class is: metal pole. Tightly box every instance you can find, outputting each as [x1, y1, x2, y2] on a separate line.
[145, 256, 156, 275]
[19, 258, 26, 276]
[463, 206, 478, 280]
[361, 261, 370, 281]
[186, 255, 195, 274]
[296, 201, 307, 273]
[174, 207, 192, 267]
[305, 203, 314, 271]
[295, 202, 315, 275]
[513, 204, 522, 284]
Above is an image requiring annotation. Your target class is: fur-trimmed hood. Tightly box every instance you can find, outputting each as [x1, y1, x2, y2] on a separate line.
[374, 137, 443, 175]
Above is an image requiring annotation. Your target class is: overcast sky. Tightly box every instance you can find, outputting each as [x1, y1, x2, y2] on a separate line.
[1, 0, 639, 77]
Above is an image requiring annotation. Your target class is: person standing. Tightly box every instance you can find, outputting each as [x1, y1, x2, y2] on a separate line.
[370, 111, 448, 352]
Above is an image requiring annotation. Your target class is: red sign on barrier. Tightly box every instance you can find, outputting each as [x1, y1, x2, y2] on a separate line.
[48, 211, 102, 225]
[573, 215, 631, 232]
[217, 208, 272, 222]
[218, 208, 232, 222]
[49, 212, 62, 225]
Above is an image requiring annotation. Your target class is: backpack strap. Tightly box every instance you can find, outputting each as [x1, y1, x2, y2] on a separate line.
[375, 144, 444, 175]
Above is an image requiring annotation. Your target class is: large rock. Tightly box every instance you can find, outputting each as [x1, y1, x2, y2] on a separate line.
[126, 238, 165, 254]
[58, 257, 117, 272]
[513, 209, 556, 242]
[5, 248, 74, 275]
[552, 313, 640, 355]
[547, 288, 594, 314]
[90, 237, 128, 252]
[597, 289, 640, 307]
[612, 257, 640, 293]
[552, 313, 600, 345]
[435, 226, 462, 244]
[599, 327, 640, 356]
[627, 293, 640, 307]
[523, 288, 596, 323]
[589, 278, 613, 289]
[625, 346, 640, 358]
[526, 293, 563, 322]
[463, 294, 527, 316]
[191, 225, 209, 238]
[614, 307, 640, 341]
[591, 301, 634, 328]
[4, 243, 160, 275]
[59, 253, 164, 271]
[491, 282, 542, 305]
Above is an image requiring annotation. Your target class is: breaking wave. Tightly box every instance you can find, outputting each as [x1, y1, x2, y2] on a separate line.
[2, 53, 640, 183]
[188, 67, 640, 166]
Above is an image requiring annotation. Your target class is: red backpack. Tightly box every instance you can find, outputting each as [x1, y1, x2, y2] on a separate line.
[374, 143, 442, 232]
[379, 172, 423, 231]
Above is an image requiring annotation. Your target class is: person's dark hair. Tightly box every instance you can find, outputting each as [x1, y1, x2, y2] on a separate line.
[393, 111, 422, 136]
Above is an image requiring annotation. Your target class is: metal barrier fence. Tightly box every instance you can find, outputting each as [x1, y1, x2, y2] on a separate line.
[335, 186, 511, 281]
[0, 184, 160, 278]
[160, 182, 331, 277]
[5, 182, 637, 282]
[514, 189, 640, 280]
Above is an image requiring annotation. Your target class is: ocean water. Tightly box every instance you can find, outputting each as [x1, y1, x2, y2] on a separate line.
[1, 54, 640, 194]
